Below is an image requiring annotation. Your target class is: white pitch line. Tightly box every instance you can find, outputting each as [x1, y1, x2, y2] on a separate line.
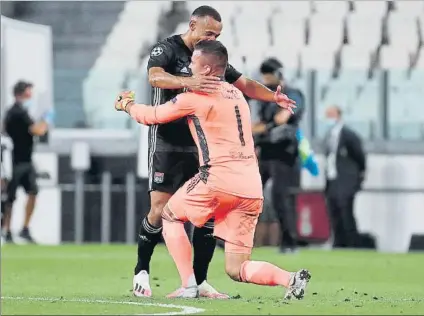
[1, 296, 205, 316]
[1, 254, 139, 260]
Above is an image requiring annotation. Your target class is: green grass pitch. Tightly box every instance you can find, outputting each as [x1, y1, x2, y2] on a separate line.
[1, 244, 423, 315]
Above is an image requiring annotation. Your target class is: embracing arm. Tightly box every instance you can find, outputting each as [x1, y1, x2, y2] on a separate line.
[147, 42, 187, 89]
[233, 76, 275, 102]
[224, 64, 274, 102]
[126, 94, 195, 125]
[149, 67, 188, 89]
[148, 43, 220, 92]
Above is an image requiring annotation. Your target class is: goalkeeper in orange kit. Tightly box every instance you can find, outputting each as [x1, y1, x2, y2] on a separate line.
[115, 40, 310, 299]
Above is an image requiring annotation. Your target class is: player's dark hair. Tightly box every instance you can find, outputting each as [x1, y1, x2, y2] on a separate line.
[260, 57, 283, 74]
[191, 5, 222, 22]
[260, 57, 284, 80]
[194, 40, 228, 72]
[13, 80, 33, 97]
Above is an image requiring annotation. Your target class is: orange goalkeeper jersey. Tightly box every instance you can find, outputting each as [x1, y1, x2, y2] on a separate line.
[129, 81, 263, 199]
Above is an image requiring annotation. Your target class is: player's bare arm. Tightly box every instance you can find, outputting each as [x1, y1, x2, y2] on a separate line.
[149, 67, 221, 94]
[233, 77, 297, 114]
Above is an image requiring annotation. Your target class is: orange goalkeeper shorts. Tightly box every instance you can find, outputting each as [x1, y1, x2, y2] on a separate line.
[167, 179, 263, 254]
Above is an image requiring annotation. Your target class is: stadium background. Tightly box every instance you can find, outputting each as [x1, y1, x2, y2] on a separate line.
[1, 0, 423, 251]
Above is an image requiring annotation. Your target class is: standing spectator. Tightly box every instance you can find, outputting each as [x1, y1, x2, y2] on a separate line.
[324, 105, 366, 248]
[2, 81, 51, 243]
[252, 58, 306, 253]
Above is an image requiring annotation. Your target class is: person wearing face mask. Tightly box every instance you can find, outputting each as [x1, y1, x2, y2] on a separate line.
[324, 105, 366, 249]
[2, 81, 51, 244]
[252, 58, 306, 254]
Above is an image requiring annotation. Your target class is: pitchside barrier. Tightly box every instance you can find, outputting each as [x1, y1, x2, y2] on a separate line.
[291, 188, 424, 252]
[5, 150, 423, 253]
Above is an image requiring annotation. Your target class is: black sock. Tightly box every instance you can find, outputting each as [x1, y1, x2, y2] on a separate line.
[134, 217, 162, 275]
[192, 219, 216, 285]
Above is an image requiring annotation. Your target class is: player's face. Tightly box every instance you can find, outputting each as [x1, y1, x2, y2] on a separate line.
[189, 51, 211, 76]
[190, 16, 222, 44]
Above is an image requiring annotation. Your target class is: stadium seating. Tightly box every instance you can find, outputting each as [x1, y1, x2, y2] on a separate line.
[353, 0, 388, 18]
[83, 1, 169, 129]
[312, 1, 350, 16]
[346, 13, 383, 52]
[8, 0, 421, 136]
[84, 0, 423, 138]
[394, 0, 424, 16]
[178, 0, 422, 140]
[380, 46, 411, 70]
[8, 1, 125, 128]
[415, 49, 424, 70]
[279, 1, 312, 18]
[387, 13, 420, 52]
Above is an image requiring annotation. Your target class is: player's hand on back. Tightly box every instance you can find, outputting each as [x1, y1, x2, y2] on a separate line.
[274, 85, 297, 114]
[183, 75, 221, 94]
[115, 91, 135, 112]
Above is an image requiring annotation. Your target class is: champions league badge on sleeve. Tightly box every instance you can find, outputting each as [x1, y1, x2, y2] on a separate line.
[150, 46, 164, 57]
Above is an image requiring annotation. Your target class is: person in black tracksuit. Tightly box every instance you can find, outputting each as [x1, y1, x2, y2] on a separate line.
[131, 6, 296, 297]
[252, 58, 305, 253]
[3, 81, 49, 243]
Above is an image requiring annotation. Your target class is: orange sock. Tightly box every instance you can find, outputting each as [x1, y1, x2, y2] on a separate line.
[162, 220, 196, 288]
[239, 261, 292, 288]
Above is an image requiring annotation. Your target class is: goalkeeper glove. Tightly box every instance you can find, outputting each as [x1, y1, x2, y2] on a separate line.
[115, 91, 135, 112]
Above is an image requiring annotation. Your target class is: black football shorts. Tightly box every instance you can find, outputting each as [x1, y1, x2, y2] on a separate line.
[7, 163, 38, 203]
[148, 151, 199, 194]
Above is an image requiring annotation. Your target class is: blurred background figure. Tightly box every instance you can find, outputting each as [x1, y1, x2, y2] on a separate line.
[252, 57, 306, 253]
[1, 136, 13, 247]
[254, 179, 280, 247]
[157, 1, 190, 41]
[324, 105, 366, 248]
[2, 81, 51, 244]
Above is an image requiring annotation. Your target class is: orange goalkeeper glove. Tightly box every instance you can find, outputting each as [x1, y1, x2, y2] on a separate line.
[115, 91, 135, 112]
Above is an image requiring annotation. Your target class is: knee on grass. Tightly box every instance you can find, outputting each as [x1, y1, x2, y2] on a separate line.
[225, 263, 243, 282]
[224, 252, 251, 282]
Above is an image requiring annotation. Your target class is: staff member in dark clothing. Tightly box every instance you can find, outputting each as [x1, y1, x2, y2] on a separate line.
[1, 165, 5, 246]
[3, 81, 49, 243]
[252, 58, 305, 253]
[1, 137, 11, 246]
[130, 5, 296, 298]
[324, 105, 366, 248]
